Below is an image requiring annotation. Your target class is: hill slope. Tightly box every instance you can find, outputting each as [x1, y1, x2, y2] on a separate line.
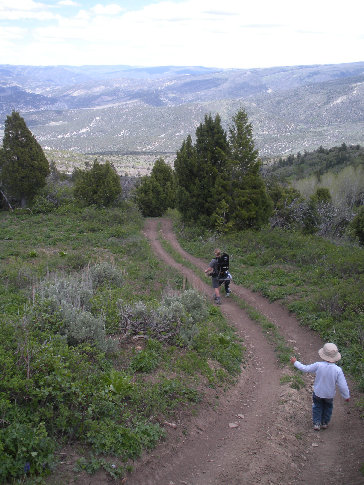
[0, 62, 363, 157]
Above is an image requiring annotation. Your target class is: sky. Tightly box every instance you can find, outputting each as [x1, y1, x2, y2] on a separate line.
[0, 0, 363, 69]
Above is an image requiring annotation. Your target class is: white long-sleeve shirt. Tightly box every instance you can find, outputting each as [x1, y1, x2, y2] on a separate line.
[294, 360, 350, 399]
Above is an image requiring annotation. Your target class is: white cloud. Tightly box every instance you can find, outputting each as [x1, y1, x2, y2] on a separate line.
[58, 0, 79, 6]
[0, 25, 25, 41]
[91, 4, 124, 16]
[0, 0, 56, 20]
[0, 0, 363, 67]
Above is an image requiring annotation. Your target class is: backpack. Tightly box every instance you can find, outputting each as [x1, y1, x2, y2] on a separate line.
[216, 253, 229, 276]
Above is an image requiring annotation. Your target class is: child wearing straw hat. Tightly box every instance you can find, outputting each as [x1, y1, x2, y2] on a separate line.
[290, 343, 350, 431]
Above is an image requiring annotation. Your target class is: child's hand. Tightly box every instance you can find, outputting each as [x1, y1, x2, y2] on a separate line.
[290, 356, 297, 364]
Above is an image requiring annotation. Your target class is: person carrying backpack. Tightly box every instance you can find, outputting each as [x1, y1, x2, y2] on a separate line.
[204, 248, 232, 305]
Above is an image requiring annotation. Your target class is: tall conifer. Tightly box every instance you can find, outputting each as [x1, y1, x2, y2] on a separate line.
[135, 158, 175, 216]
[174, 109, 272, 229]
[1, 111, 50, 207]
[175, 114, 230, 224]
[228, 109, 272, 228]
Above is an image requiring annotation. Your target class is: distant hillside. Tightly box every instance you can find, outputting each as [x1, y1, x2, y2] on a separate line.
[0, 62, 364, 158]
[264, 144, 364, 207]
[263, 144, 364, 180]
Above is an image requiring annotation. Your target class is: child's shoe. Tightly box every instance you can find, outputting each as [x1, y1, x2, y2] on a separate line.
[321, 423, 328, 429]
[225, 289, 231, 297]
[215, 297, 221, 305]
[313, 424, 321, 431]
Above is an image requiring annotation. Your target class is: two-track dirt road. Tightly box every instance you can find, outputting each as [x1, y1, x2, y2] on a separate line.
[128, 218, 363, 485]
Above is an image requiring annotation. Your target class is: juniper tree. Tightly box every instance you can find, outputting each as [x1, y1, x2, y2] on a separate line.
[73, 160, 121, 207]
[135, 158, 175, 217]
[174, 109, 272, 230]
[227, 109, 272, 229]
[175, 115, 230, 225]
[1, 111, 50, 207]
[174, 135, 199, 221]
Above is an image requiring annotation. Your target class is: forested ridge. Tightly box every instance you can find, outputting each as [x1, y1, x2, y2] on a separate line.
[264, 143, 364, 180]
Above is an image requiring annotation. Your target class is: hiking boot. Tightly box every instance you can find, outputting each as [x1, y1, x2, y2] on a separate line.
[225, 289, 231, 297]
[215, 297, 221, 305]
[313, 424, 321, 431]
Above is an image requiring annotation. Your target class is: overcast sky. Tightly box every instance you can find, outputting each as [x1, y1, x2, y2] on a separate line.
[1, 0, 363, 69]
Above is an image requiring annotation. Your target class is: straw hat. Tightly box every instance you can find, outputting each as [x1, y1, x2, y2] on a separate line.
[318, 343, 341, 362]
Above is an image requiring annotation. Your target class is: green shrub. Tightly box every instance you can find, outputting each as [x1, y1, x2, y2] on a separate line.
[32, 194, 56, 214]
[350, 206, 364, 245]
[103, 369, 135, 398]
[86, 419, 164, 458]
[89, 261, 123, 288]
[130, 348, 161, 373]
[63, 252, 89, 270]
[74, 160, 122, 207]
[118, 289, 207, 344]
[33, 264, 123, 350]
[0, 422, 55, 481]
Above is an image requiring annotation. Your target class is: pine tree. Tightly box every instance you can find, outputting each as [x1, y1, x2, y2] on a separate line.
[228, 109, 272, 229]
[1, 111, 50, 207]
[135, 158, 175, 217]
[175, 115, 230, 225]
[73, 160, 121, 207]
[174, 135, 199, 221]
[228, 109, 259, 175]
[174, 109, 272, 230]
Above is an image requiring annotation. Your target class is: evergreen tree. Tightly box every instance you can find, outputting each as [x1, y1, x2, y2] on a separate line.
[350, 206, 364, 245]
[174, 109, 272, 230]
[73, 160, 121, 207]
[228, 109, 259, 175]
[227, 109, 272, 229]
[135, 158, 175, 217]
[175, 114, 230, 225]
[174, 135, 199, 221]
[195, 114, 230, 224]
[1, 111, 50, 207]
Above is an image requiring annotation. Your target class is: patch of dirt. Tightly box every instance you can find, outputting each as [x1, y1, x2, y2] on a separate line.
[127, 218, 363, 485]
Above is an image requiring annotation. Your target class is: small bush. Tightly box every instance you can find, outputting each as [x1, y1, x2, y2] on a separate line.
[73, 160, 122, 207]
[89, 262, 123, 288]
[0, 422, 55, 481]
[118, 289, 207, 344]
[33, 264, 123, 350]
[130, 347, 161, 373]
[32, 181, 74, 214]
[86, 419, 164, 458]
[32, 194, 56, 214]
[349, 206, 364, 245]
[103, 369, 135, 398]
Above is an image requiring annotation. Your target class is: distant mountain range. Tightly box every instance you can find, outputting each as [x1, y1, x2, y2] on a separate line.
[0, 62, 363, 158]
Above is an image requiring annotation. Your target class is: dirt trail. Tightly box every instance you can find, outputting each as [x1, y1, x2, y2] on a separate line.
[127, 218, 363, 485]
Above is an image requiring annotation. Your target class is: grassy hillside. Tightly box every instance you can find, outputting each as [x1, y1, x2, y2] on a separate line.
[264, 144, 364, 207]
[264, 144, 364, 181]
[170, 211, 364, 392]
[0, 205, 243, 482]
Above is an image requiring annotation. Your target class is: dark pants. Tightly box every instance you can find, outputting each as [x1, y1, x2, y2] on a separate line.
[312, 392, 334, 426]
